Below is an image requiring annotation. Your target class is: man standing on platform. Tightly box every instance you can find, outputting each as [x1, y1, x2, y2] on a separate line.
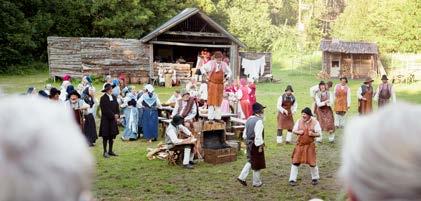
[201, 51, 231, 122]
[357, 77, 375, 115]
[237, 102, 266, 188]
[374, 75, 396, 108]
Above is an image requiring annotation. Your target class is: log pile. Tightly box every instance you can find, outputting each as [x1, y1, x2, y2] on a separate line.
[153, 62, 192, 84]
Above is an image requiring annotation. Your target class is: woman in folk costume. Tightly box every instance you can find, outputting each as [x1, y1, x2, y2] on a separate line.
[185, 78, 199, 97]
[237, 102, 266, 188]
[99, 84, 120, 158]
[59, 75, 72, 101]
[171, 68, 178, 86]
[374, 75, 396, 107]
[137, 84, 161, 143]
[120, 86, 136, 126]
[122, 99, 139, 141]
[158, 66, 165, 86]
[111, 79, 121, 98]
[315, 81, 335, 143]
[82, 87, 98, 146]
[289, 107, 321, 186]
[77, 75, 92, 96]
[334, 77, 351, 129]
[248, 78, 257, 107]
[198, 79, 208, 106]
[201, 51, 232, 121]
[276, 85, 297, 144]
[236, 78, 252, 119]
[103, 75, 113, 90]
[220, 92, 231, 113]
[357, 77, 375, 115]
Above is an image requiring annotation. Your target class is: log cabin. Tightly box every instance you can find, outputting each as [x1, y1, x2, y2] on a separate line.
[320, 39, 379, 79]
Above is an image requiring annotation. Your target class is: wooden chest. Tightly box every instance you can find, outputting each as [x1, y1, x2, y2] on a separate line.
[203, 147, 237, 165]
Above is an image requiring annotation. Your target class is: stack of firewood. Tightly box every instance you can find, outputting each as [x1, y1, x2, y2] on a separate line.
[317, 70, 330, 79]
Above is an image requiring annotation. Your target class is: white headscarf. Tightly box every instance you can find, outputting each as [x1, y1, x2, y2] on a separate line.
[144, 84, 154, 93]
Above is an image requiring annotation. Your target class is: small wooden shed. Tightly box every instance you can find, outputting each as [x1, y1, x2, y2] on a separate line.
[320, 39, 379, 79]
[141, 8, 246, 80]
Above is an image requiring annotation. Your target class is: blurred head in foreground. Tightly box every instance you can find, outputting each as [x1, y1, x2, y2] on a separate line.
[0, 96, 94, 201]
[340, 102, 421, 201]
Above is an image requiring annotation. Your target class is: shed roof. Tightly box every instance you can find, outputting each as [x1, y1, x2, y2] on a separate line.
[320, 39, 378, 54]
[141, 8, 246, 48]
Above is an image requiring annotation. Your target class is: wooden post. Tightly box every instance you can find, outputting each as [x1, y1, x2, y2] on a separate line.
[230, 44, 239, 79]
[350, 54, 354, 79]
[149, 44, 154, 79]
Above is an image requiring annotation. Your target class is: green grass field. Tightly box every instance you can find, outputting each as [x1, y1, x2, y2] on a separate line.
[0, 56, 420, 201]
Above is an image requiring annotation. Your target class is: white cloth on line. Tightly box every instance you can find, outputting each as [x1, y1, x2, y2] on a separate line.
[241, 56, 266, 79]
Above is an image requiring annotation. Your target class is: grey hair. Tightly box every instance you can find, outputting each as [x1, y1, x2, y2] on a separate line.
[340, 102, 421, 201]
[0, 96, 94, 201]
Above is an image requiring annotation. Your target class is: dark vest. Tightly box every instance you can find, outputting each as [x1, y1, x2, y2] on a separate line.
[246, 116, 264, 142]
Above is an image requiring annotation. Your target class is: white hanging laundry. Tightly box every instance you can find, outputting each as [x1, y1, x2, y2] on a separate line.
[241, 56, 266, 79]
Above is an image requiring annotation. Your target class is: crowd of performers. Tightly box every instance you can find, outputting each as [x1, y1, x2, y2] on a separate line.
[238, 74, 396, 187]
[23, 50, 396, 187]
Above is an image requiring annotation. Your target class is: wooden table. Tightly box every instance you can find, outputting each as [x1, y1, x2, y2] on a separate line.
[199, 113, 237, 119]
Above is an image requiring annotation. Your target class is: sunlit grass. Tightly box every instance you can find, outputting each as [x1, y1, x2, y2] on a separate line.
[0, 58, 420, 200]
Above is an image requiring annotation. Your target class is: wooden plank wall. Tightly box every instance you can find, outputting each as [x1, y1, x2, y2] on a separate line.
[239, 51, 272, 77]
[47, 37, 82, 77]
[47, 37, 150, 83]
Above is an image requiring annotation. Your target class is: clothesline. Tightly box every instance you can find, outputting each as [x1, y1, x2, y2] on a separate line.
[241, 56, 266, 79]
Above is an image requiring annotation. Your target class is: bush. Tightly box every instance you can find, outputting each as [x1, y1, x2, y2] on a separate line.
[0, 62, 48, 75]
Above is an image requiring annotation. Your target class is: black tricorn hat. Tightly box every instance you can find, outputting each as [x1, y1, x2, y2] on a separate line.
[285, 85, 294, 92]
[252, 102, 266, 113]
[381, 75, 388, 80]
[102, 83, 113, 93]
[67, 90, 81, 99]
[301, 107, 313, 116]
[172, 115, 184, 126]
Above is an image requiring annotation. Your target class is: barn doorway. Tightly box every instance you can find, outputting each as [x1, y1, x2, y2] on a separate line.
[331, 60, 340, 77]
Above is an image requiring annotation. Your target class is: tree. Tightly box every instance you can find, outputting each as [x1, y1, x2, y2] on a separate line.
[332, 0, 420, 53]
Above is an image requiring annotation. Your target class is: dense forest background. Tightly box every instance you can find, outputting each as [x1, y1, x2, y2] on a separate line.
[1, 0, 420, 73]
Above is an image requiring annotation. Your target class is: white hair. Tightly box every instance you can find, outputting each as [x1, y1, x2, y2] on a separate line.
[0, 96, 94, 201]
[340, 102, 421, 201]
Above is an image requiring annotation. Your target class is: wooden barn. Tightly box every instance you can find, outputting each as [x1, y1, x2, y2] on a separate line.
[47, 8, 272, 83]
[320, 39, 379, 79]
